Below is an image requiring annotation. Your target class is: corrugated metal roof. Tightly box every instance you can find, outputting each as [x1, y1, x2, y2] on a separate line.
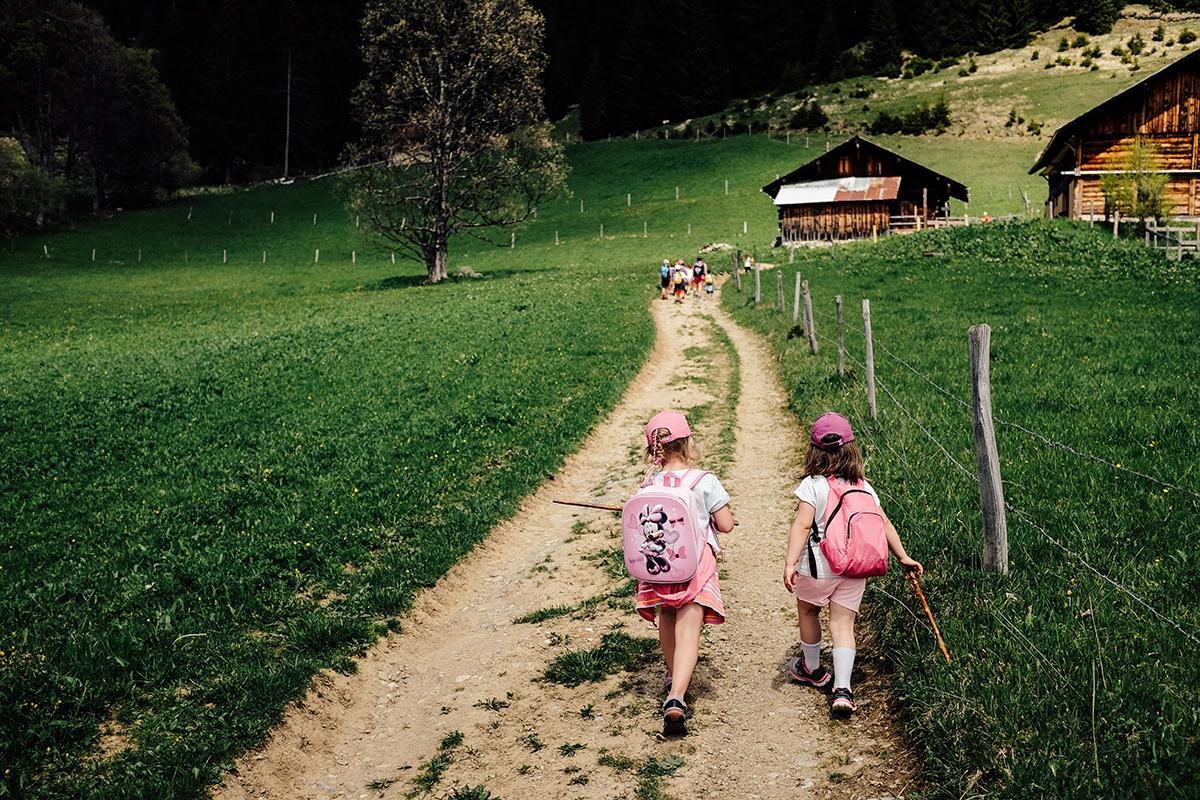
[772, 175, 901, 206]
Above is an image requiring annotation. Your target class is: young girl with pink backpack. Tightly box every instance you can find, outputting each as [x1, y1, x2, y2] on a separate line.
[782, 412, 923, 717]
[624, 410, 734, 736]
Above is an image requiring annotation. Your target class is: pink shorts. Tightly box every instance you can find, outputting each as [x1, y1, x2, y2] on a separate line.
[793, 574, 867, 613]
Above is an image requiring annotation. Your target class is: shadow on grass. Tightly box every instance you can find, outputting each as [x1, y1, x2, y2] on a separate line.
[360, 267, 541, 292]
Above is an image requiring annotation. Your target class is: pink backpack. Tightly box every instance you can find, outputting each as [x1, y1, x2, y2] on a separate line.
[813, 477, 888, 578]
[622, 470, 710, 583]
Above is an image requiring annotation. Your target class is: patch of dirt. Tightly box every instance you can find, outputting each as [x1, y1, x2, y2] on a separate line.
[94, 718, 135, 761]
[215, 283, 916, 800]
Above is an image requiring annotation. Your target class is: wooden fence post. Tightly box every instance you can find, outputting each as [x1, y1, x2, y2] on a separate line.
[836, 295, 846, 376]
[862, 299, 877, 419]
[1145, 226, 1151, 248]
[968, 324, 1008, 574]
[754, 264, 761, 305]
[792, 272, 802, 322]
[1113, 210, 1119, 239]
[776, 270, 784, 312]
[802, 280, 818, 354]
[734, 256, 742, 292]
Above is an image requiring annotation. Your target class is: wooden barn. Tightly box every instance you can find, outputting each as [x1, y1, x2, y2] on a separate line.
[762, 136, 969, 242]
[1032, 49, 1200, 219]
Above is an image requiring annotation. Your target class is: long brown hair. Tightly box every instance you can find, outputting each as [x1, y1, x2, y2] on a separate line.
[800, 440, 864, 483]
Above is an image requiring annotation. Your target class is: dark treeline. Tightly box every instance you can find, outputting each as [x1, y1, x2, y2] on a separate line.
[536, 0, 1138, 139]
[83, 0, 365, 184]
[0, 0, 1171, 213]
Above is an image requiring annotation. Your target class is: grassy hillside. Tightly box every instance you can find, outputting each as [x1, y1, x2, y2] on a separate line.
[4, 74, 1199, 797]
[0, 177, 665, 797]
[724, 224, 1200, 798]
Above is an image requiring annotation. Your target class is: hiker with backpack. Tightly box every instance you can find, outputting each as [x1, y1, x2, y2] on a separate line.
[671, 261, 688, 303]
[624, 410, 734, 736]
[781, 412, 922, 718]
[659, 259, 671, 300]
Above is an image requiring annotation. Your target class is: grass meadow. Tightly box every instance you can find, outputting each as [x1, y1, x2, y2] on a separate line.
[724, 223, 1200, 798]
[3, 129, 1196, 797]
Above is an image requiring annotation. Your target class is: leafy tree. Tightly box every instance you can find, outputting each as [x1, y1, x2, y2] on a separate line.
[0, 138, 65, 236]
[0, 0, 193, 209]
[869, 0, 904, 70]
[1100, 136, 1168, 223]
[1073, 0, 1121, 35]
[347, 0, 567, 283]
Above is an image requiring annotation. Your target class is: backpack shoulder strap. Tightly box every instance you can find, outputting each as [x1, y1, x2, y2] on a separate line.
[686, 469, 710, 490]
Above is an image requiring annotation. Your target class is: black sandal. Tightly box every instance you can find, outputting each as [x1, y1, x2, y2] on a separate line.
[662, 698, 688, 736]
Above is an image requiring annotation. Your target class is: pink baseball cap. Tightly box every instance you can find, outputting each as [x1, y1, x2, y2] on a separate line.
[811, 411, 854, 450]
[645, 410, 692, 446]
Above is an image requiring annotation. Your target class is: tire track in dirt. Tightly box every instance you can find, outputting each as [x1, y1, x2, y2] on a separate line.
[216, 281, 915, 800]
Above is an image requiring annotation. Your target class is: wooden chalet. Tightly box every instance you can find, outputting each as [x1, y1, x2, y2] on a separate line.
[1032, 49, 1200, 219]
[762, 136, 969, 242]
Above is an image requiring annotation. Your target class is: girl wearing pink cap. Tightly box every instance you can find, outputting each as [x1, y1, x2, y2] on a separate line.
[636, 410, 735, 736]
[782, 412, 922, 717]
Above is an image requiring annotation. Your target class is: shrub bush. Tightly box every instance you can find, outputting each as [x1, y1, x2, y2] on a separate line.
[788, 101, 829, 130]
[869, 95, 951, 135]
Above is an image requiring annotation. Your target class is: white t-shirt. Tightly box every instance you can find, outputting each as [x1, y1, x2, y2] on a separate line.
[647, 469, 730, 552]
[794, 475, 881, 579]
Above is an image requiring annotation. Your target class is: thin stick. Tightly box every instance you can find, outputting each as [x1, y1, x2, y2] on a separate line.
[553, 498, 740, 526]
[906, 572, 950, 663]
[553, 499, 621, 512]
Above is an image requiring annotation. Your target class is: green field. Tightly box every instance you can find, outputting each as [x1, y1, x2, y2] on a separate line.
[0, 178, 663, 796]
[3, 121, 1199, 798]
[724, 223, 1200, 798]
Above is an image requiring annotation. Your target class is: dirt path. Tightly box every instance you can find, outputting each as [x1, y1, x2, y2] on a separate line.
[217, 283, 915, 800]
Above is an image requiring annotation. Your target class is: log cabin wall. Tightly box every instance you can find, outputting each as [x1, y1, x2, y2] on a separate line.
[1040, 62, 1200, 218]
[780, 202, 891, 241]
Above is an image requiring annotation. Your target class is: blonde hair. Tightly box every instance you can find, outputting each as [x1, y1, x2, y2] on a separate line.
[800, 439, 864, 483]
[644, 428, 694, 472]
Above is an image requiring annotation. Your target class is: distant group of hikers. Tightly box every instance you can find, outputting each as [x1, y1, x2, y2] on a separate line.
[659, 257, 714, 302]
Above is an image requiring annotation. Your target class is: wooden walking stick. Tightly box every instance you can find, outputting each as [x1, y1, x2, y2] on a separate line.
[553, 499, 740, 526]
[906, 571, 951, 664]
[553, 499, 621, 512]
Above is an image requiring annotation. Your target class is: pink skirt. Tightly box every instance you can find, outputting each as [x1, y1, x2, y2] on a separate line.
[635, 543, 725, 625]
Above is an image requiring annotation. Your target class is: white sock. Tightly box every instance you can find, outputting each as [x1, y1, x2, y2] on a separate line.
[832, 647, 856, 691]
[801, 639, 822, 672]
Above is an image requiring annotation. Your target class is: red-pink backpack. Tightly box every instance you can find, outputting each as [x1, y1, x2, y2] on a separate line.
[809, 477, 888, 578]
[621, 470, 710, 584]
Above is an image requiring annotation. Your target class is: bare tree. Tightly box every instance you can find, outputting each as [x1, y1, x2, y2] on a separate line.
[346, 0, 567, 282]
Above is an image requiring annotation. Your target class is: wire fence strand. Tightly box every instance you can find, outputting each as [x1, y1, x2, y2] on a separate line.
[806, 300, 1200, 500]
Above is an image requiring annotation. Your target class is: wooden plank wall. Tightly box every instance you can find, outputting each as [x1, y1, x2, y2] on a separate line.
[780, 202, 890, 240]
[1067, 175, 1198, 217]
[1082, 71, 1200, 136]
[811, 151, 889, 179]
[1079, 134, 1195, 169]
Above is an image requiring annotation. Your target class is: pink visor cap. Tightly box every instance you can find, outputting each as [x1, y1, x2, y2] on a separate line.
[645, 410, 692, 446]
[811, 411, 855, 450]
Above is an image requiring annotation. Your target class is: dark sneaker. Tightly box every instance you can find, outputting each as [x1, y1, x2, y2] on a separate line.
[830, 687, 857, 717]
[786, 656, 832, 688]
[662, 698, 688, 736]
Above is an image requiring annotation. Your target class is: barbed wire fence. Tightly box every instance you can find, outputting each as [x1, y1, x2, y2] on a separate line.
[746, 270, 1200, 652]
